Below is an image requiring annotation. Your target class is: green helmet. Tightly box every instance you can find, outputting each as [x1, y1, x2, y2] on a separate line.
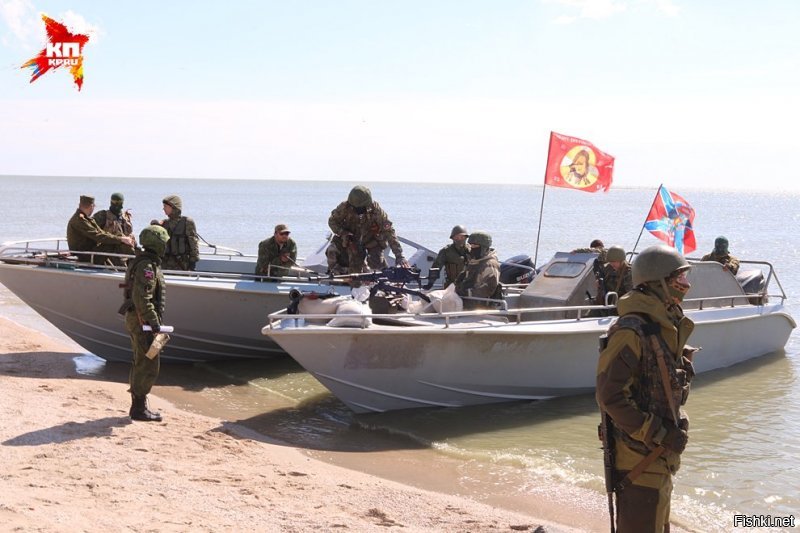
[632, 244, 690, 286]
[468, 230, 492, 250]
[139, 225, 169, 257]
[347, 185, 372, 208]
[606, 245, 626, 262]
[162, 194, 183, 212]
[450, 225, 469, 239]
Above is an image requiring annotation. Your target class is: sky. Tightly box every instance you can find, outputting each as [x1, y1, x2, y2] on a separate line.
[1, 0, 798, 190]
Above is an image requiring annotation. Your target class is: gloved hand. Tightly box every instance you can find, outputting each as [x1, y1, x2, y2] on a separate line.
[659, 425, 688, 454]
[149, 322, 161, 334]
[396, 256, 410, 268]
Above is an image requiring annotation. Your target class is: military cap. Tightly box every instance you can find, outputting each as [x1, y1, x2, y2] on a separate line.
[111, 192, 124, 202]
[79, 195, 95, 207]
[274, 223, 290, 234]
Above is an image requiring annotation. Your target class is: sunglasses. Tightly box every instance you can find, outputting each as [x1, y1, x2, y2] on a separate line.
[279, 231, 291, 236]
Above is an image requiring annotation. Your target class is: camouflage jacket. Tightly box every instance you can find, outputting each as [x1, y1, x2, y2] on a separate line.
[455, 250, 501, 306]
[701, 251, 740, 275]
[596, 289, 695, 475]
[93, 209, 134, 237]
[432, 243, 470, 287]
[123, 251, 166, 327]
[256, 237, 298, 277]
[328, 201, 403, 258]
[598, 261, 633, 303]
[67, 209, 125, 254]
[159, 214, 199, 263]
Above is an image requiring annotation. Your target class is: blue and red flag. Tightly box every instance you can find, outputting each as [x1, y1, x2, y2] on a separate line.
[644, 185, 696, 255]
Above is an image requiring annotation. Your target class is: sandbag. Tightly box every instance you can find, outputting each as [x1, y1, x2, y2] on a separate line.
[327, 299, 373, 328]
[298, 295, 350, 315]
[428, 284, 463, 313]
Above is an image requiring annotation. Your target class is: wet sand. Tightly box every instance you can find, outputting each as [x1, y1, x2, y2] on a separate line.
[0, 315, 593, 532]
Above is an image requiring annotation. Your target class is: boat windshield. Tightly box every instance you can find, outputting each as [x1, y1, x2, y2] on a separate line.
[543, 261, 586, 278]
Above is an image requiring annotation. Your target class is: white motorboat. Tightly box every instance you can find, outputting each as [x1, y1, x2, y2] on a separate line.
[0, 237, 437, 363]
[262, 253, 796, 413]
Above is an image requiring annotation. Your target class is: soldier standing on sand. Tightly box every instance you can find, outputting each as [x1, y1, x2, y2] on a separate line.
[92, 192, 136, 265]
[157, 195, 199, 271]
[119, 225, 169, 422]
[428, 225, 471, 289]
[66, 195, 135, 264]
[597, 245, 697, 532]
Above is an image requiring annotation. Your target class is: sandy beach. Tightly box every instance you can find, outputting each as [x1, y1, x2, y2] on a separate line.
[0, 315, 594, 532]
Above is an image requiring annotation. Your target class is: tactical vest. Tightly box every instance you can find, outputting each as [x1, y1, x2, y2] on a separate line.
[606, 314, 691, 456]
[118, 255, 165, 319]
[165, 217, 189, 257]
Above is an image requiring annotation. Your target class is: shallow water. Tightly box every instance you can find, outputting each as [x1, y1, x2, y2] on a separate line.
[1, 176, 798, 532]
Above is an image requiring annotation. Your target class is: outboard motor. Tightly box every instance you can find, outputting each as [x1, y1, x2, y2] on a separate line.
[736, 269, 767, 304]
[500, 255, 536, 285]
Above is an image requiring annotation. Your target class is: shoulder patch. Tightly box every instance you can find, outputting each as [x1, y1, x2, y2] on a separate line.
[143, 267, 155, 280]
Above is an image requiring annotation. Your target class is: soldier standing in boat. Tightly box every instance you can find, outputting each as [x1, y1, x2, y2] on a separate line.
[255, 223, 298, 279]
[701, 236, 740, 274]
[66, 195, 135, 264]
[596, 245, 633, 312]
[596, 244, 697, 532]
[326, 185, 408, 274]
[156, 195, 199, 271]
[120, 224, 169, 422]
[428, 225, 470, 289]
[454, 230, 501, 310]
[92, 192, 136, 265]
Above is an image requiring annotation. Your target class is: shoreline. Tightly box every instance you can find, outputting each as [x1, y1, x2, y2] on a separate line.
[0, 314, 594, 532]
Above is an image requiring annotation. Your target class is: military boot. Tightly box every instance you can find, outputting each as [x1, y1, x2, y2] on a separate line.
[129, 395, 162, 422]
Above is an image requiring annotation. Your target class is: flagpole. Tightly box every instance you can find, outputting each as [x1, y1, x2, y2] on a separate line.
[533, 134, 554, 268]
[632, 183, 663, 254]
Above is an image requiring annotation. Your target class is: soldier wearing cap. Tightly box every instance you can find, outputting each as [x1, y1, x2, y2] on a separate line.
[428, 225, 471, 289]
[596, 244, 697, 531]
[326, 185, 408, 274]
[66, 195, 135, 264]
[454, 230, 502, 310]
[92, 192, 136, 265]
[156, 195, 199, 271]
[701, 236, 740, 274]
[256, 223, 298, 279]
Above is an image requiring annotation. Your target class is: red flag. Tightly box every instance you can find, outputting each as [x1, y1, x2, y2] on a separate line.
[544, 132, 615, 193]
[644, 185, 696, 255]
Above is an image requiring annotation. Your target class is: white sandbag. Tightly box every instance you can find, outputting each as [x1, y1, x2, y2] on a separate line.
[427, 284, 463, 313]
[297, 295, 350, 315]
[327, 299, 373, 328]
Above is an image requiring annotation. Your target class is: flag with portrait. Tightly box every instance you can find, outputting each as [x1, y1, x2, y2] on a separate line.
[544, 132, 615, 193]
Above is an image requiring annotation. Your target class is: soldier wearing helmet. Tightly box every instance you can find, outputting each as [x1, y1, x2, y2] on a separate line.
[454, 230, 502, 310]
[428, 225, 470, 289]
[596, 244, 698, 531]
[595, 245, 633, 313]
[119, 225, 170, 422]
[326, 185, 407, 274]
[156, 195, 200, 271]
[701, 236, 740, 274]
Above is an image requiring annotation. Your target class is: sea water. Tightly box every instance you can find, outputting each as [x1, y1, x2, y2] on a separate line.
[1, 175, 798, 532]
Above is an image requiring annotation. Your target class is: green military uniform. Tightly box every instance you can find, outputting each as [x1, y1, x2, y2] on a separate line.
[432, 243, 470, 288]
[66, 209, 128, 264]
[701, 251, 739, 275]
[93, 206, 135, 265]
[597, 246, 695, 532]
[158, 195, 199, 271]
[326, 187, 404, 274]
[455, 232, 502, 310]
[597, 261, 633, 306]
[256, 236, 298, 278]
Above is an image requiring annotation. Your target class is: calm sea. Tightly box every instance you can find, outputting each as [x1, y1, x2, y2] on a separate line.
[1, 176, 798, 532]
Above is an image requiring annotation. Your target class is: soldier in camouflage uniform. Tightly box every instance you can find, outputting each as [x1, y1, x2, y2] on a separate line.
[596, 245, 697, 532]
[92, 192, 136, 265]
[596, 245, 633, 311]
[455, 231, 502, 310]
[156, 195, 199, 271]
[326, 185, 407, 274]
[701, 236, 740, 275]
[120, 225, 169, 422]
[66, 195, 135, 264]
[428, 225, 470, 289]
[255, 223, 298, 279]
[571, 238, 607, 263]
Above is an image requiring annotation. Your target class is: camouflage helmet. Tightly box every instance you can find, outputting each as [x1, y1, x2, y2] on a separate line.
[139, 224, 169, 257]
[450, 225, 469, 239]
[606, 245, 626, 262]
[632, 244, 690, 286]
[347, 185, 372, 208]
[468, 231, 492, 249]
[162, 194, 183, 212]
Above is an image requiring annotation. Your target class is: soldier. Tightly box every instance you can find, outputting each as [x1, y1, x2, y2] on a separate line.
[596, 244, 697, 532]
[255, 223, 298, 279]
[326, 185, 408, 274]
[119, 225, 169, 422]
[66, 195, 135, 264]
[701, 236, 740, 275]
[454, 231, 502, 310]
[572, 238, 607, 263]
[157, 195, 199, 271]
[92, 192, 136, 265]
[428, 225, 471, 289]
[596, 245, 633, 311]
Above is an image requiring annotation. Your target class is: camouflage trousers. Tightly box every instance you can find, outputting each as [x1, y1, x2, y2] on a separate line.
[615, 470, 673, 533]
[125, 311, 160, 398]
[326, 239, 386, 274]
[162, 254, 191, 271]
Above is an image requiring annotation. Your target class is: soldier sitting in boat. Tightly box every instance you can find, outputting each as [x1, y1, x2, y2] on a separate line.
[455, 230, 502, 310]
[92, 192, 136, 266]
[326, 185, 409, 275]
[427, 225, 470, 289]
[256, 223, 298, 280]
[701, 236, 740, 275]
[596, 245, 633, 315]
[66, 195, 135, 264]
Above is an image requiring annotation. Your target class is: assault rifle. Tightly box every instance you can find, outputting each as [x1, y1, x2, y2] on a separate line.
[333, 266, 431, 303]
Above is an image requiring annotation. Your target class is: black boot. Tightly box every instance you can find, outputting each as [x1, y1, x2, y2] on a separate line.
[129, 395, 162, 422]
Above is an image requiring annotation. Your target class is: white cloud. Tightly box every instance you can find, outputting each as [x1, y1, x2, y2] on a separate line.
[60, 10, 103, 44]
[0, 0, 42, 47]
